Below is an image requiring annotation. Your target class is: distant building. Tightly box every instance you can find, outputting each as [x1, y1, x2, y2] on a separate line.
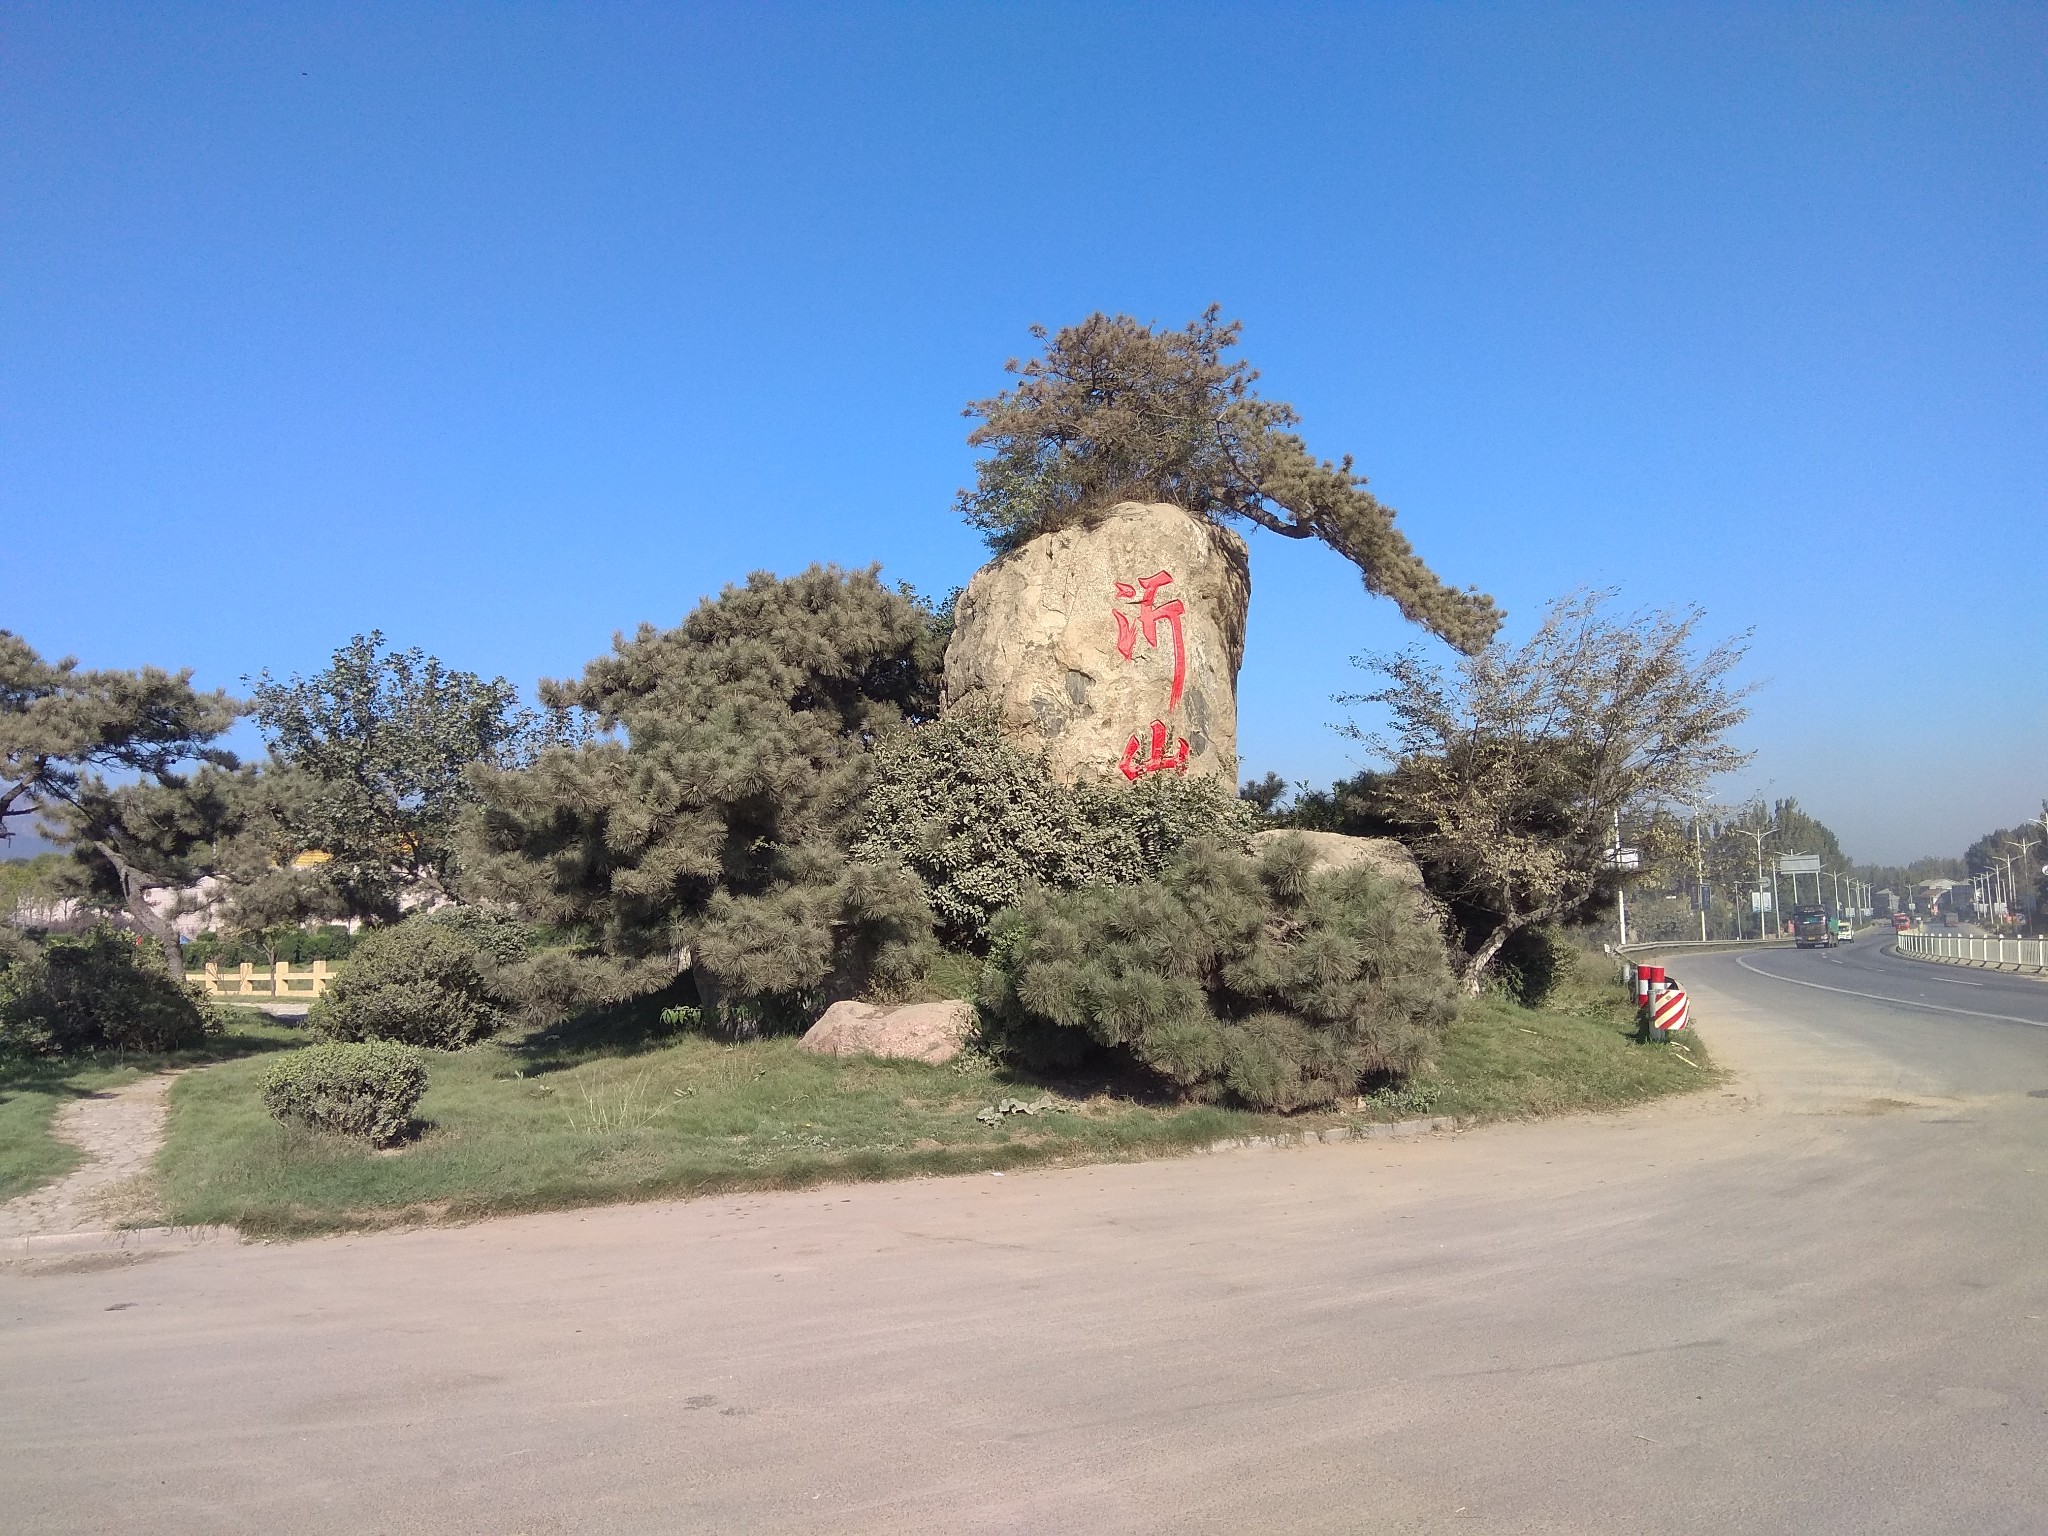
[1913, 878, 1958, 917]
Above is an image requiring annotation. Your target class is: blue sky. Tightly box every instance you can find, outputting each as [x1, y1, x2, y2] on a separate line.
[4, 3, 2043, 864]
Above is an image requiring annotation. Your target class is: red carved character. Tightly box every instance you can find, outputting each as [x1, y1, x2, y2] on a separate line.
[1111, 571, 1187, 710]
[1119, 719, 1190, 782]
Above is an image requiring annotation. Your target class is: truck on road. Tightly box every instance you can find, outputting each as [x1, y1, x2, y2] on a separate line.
[1791, 905, 1835, 948]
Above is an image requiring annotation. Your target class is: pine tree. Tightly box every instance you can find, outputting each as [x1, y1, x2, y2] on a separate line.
[1, 630, 240, 973]
[958, 307, 1500, 654]
[463, 566, 945, 1031]
[980, 835, 1458, 1109]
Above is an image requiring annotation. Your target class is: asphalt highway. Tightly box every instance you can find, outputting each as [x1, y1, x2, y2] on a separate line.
[4, 944, 2046, 1534]
[1699, 934, 2048, 1094]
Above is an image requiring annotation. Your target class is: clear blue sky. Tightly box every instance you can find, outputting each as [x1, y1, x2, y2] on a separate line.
[5, 3, 2043, 865]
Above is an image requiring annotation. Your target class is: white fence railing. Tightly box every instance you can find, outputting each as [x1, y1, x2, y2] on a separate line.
[1896, 932, 2048, 974]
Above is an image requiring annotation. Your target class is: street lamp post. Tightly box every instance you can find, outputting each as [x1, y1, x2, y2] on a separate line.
[1691, 811, 1710, 943]
[1731, 824, 1775, 940]
[1989, 855, 2017, 926]
[2007, 836, 2039, 928]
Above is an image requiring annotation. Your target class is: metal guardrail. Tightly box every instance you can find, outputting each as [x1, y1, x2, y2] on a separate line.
[1614, 937, 1793, 957]
[1896, 932, 2048, 975]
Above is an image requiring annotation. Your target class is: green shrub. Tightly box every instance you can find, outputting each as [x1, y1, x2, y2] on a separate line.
[411, 903, 533, 965]
[0, 925, 212, 1056]
[308, 918, 504, 1048]
[1491, 925, 1571, 1008]
[980, 835, 1458, 1110]
[187, 925, 357, 969]
[854, 714, 1257, 947]
[260, 1041, 427, 1144]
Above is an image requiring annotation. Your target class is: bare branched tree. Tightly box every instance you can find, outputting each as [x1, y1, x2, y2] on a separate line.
[1342, 591, 1754, 991]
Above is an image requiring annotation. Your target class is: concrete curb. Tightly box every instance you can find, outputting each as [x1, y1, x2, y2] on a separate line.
[5, 1224, 242, 1259]
[1207, 1116, 1460, 1155]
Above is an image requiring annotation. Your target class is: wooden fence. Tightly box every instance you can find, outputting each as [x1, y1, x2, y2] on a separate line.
[190, 960, 336, 1000]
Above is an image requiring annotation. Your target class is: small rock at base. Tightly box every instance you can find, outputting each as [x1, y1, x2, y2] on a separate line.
[799, 999, 974, 1066]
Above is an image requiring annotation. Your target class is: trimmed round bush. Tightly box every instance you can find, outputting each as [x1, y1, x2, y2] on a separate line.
[0, 925, 211, 1057]
[260, 1041, 427, 1145]
[979, 835, 1458, 1110]
[308, 918, 504, 1049]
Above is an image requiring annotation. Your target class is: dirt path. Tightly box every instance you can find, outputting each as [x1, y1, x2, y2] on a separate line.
[0, 1074, 175, 1241]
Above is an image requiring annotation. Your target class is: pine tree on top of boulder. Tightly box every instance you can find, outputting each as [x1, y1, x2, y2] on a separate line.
[956, 306, 1501, 656]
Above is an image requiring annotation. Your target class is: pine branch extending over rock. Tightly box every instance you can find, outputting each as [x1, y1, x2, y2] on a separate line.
[958, 308, 1500, 654]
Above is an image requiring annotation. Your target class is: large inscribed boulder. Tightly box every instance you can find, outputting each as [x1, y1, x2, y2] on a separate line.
[942, 501, 1249, 786]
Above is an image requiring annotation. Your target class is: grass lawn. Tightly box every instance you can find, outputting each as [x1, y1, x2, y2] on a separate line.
[155, 965, 1712, 1238]
[0, 1012, 298, 1204]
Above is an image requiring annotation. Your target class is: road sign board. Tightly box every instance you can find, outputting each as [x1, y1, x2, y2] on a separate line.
[1776, 853, 1823, 875]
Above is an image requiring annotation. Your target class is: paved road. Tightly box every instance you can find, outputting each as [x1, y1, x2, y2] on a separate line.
[5, 948, 2047, 1534]
[1688, 935, 2048, 1096]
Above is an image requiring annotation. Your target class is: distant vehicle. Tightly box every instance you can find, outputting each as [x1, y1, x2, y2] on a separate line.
[1791, 905, 1834, 948]
[1835, 917, 1854, 942]
[1892, 912, 1912, 933]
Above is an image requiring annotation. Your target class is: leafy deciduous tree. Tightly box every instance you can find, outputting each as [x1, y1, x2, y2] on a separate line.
[248, 632, 548, 922]
[1343, 591, 1752, 990]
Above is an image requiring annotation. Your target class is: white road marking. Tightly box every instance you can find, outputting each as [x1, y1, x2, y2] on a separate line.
[1735, 955, 2048, 1028]
[1930, 976, 1985, 987]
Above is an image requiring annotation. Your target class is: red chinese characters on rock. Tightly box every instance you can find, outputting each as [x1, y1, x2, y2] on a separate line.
[1119, 719, 1189, 781]
[1112, 570, 1192, 781]
[1112, 571, 1186, 708]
